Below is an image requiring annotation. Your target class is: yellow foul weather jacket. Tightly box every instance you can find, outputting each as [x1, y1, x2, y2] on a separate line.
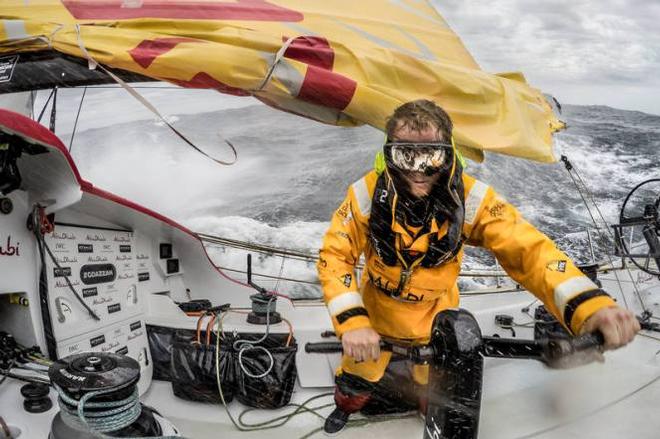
[318, 171, 616, 345]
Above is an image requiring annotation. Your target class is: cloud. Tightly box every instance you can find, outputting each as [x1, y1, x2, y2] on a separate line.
[431, 0, 660, 114]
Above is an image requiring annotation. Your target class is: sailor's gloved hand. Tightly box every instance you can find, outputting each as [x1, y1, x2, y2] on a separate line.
[341, 327, 381, 362]
[580, 306, 640, 350]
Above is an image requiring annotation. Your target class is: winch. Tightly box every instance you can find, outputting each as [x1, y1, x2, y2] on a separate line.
[48, 352, 179, 439]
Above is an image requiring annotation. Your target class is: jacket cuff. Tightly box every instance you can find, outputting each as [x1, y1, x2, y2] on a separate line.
[566, 289, 617, 334]
[333, 310, 372, 338]
[326, 291, 372, 337]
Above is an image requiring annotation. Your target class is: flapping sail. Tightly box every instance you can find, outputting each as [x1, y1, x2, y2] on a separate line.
[0, 0, 565, 162]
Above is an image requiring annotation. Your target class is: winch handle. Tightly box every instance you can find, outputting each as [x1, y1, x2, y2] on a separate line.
[304, 342, 342, 353]
[569, 330, 605, 352]
[304, 341, 389, 353]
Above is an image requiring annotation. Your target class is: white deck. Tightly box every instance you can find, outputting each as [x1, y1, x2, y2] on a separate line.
[3, 268, 660, 439]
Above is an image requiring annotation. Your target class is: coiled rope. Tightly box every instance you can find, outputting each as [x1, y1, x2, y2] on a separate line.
[212, 309, 416, 437]
[53, 381, 182, 439]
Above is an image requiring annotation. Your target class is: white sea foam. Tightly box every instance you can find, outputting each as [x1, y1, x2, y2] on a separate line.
[58, 97, 659, 299]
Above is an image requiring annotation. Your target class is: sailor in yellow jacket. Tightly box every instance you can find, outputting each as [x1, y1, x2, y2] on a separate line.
[317, 99, 640, 434]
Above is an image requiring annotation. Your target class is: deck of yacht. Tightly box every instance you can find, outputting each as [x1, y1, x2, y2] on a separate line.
[2, 267, 660, 439]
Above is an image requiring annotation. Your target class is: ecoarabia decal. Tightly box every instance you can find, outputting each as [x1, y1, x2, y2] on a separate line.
[80, 264, 117, 285]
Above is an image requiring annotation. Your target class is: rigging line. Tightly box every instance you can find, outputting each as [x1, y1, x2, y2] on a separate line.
[0, 416, 11, 439]
[37, 230, 100, 321]
[0, 359, 16, 388]
[566, 156, 648, 311]
[213, 264, 320, 286]
[36, 88, 55, 123]
[82, 85, 208, 90]
[30, 90, 36, 120]
[513, 372, 660, 439]
[639, 332, 660, 343]
[68, 86, 87, 153]
[561, 158, 630, 310]
[49, 86, 57, 132]
[274, 254, 287, 293]
[73, 24, 237, 166]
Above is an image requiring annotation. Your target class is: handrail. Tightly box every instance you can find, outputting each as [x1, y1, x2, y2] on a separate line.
[198, 232, 511, 277]
[197, 232, 624, 290]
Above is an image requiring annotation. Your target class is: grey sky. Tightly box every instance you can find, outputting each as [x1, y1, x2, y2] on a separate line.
[432, 0, 660, 115]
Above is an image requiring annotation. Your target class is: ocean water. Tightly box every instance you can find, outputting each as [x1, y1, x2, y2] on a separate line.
[61, 90, 660, 298]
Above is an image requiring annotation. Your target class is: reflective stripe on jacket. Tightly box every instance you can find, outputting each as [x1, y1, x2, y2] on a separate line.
[317, 171, 616, 340]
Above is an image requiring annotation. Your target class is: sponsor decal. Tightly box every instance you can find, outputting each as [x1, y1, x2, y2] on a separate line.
[78, 243, 94, 253]
[114, 236, 131, 242]
[55, 279, 80, 288]
[59, 368, 86, 383]
[0, 55, 19, 83]
[56, 255, 78, 264]
[127, 331, 143, 341]
[138, 272, 150, 282]
[488, 202, 506, 218]
[136, 254, 149, 260]
[115, 255, 132, 261]
[342, 211, 353, 226]
[61, 0, 303, 22]
[92, 297, 112, 305]
[54, 242, 68, 252]
[637, 271, 654, 284]
[88, 255, 108, 262]
[130, 321, 142, 331]
[335, 231, 350, 240]
[101, 244, 113, 252]
[119, 245, 132, 253]
[118, 273, 135, 280]
[116, 346, 129, 355]
[546, 260, 567, 273]
[337, 202, 350, 219]
[0, 235, 20, 256]
[80, 264, 117, 285]
[53, 267, 72, 277]
[336, 202, 354, 225]
[82, 287, 98, 298]
[342, 273, 352, 287]
[67, 344, 80, 354]
[89, 335, 106, 347]
[402, 291, 424, 302]
[102, 341, 120, 352]
[367, 270, 424, 302]
[107, 303, 121, 314]
[86, 233, 106, 242]
[53, 231, 75, 240]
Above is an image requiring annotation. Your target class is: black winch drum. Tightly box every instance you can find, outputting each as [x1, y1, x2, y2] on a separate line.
[48, 352, 176, 438]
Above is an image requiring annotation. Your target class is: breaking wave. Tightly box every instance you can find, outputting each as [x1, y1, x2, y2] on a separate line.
[67, 97, 660, 299]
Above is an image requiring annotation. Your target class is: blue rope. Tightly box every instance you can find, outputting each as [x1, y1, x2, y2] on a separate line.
[54, 382, 183, 439]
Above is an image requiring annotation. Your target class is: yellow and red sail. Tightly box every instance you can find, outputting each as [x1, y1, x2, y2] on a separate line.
[0, 1, 564, 162]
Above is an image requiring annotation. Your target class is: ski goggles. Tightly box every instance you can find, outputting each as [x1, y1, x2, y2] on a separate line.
[384, 141, 453, 175]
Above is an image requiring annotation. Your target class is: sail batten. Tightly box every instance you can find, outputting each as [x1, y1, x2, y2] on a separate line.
[0, 0, 564, 162]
